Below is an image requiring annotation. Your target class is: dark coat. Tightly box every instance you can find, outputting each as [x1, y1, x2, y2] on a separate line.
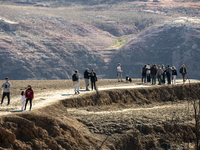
[90, 72, 96, 82]
[179, 68, 187, 74]
[172, 70, 177, 76]
[150, 67, 157, 75]
[84, 70, 90, 79]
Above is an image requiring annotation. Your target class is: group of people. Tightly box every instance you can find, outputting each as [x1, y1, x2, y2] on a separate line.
[72, 68, 97, 94]
[141, 64, 187, 85]
[0, 77, 34, 111]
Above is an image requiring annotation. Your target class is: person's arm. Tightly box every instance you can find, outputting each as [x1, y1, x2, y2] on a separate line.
[1, 83, 4, 88]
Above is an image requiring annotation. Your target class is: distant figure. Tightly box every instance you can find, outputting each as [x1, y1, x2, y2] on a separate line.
[172, 66, 177, 84]
[0, 77, 11, 106]
[150, 64, 157, 85]
[72, 70, 80, 94]
[165, 65, 172, 84]
[157, 65, 163, 85]
[20, 91, 26, 111]
[179, 64, 187, 83]
[146, 63, 151, 83]
[141, 64, 147, 83]
[161, 65, 165, 84]
[90, 69, 97, 90]
[84, 68, 90, 91]
[117, 63, 123, 82]
[24, 85, 34, 111]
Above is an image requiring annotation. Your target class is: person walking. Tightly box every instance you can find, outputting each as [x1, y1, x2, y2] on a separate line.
[117, 63, 123, 82]
[141, 64, 147, 83]
[179, 64, 187, 83]
[172, 66, 177, 84]
[150, 64, 157, 85]
[161, 65, 166, 84]
[165, 65, 172, 84]
[90, 69, 97, 90]
[157, 65, 163, 85]
[0, 77, 11, 106]
[24, 85, 34, 111]
[84, 68, 90, 91]
[20, 91, 26, 111]
[72, 70, 80, 94]
[146, 63, 151, 83]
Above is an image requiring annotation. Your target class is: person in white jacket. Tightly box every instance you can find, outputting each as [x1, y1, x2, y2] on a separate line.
[20, 91, 26, 111]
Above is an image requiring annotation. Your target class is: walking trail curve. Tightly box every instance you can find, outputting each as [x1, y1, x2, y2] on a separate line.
[0, 79, 199, 116]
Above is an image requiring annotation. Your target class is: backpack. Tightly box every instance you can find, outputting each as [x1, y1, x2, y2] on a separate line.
[72, 74, 78, 81]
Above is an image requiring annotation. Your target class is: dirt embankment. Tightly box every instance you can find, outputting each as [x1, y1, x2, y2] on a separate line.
[62, 83, 200, 108]
[0, 83, 200, 150]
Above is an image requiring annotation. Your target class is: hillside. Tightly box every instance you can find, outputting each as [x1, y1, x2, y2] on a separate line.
[108, 17, 200, 78]
[0, 1, 200, 79]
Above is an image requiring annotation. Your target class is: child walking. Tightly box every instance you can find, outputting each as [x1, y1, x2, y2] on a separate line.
[20, 91, 25, 111]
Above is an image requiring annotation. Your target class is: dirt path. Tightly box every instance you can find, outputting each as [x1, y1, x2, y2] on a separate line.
[0, 79, 199, 116]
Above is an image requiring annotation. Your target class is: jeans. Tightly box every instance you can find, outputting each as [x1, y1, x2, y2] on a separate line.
[151, 75, 156, 85]
[1, 92, 10, 105]
[24, 98, 32, 110]
[142, 75, 146, 83]
[84, 78, 89, 90]
[157, 75, 161, 85]
[74, 81, 80, 92]
[167, 74, 171, 84]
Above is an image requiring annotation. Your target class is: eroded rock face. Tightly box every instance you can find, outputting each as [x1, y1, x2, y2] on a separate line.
[0, 112, 105, 150]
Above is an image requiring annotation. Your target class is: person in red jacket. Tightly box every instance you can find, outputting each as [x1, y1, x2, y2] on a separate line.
[24, 85, 34, 111]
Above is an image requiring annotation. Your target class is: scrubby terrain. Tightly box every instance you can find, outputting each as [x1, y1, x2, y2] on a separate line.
[0, 79, 200, 149]
[0, 0, 200, 79]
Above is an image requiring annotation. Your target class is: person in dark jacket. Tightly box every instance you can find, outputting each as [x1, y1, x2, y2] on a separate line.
[90, 69, 97, 90]
[172, 66, 177, 84]
[150, 64, 157, 85]
[165, 65, 172, 84]
[179, 64, 187, 83]
[141, 64, 147, 83]
[161, 65, 166, 84]
[24, 85, 34, 111]
[84, 68, 90, 91]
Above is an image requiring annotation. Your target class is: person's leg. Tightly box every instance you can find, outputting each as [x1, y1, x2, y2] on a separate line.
[84, 79, 87, 90]
[7, 92, 10, 105]
[174, 75, 176, 84]
[94, 81, 96, 90]
[169, 75, 171, 84]
[118, 72, 120, 82]
[24, 99, 29, 110]
[154, 75, 156, 85]
[86, 79, 88, 90]
[151, 75, 154, 85]
[142, 76, 143, 83]
[29, 99, 32, 110]
[1, 92, 6, 105]
[77, 82, 80, 93]
[74, 82, 77, 93]
[144, 75, 146, 83]
[91, 81, 93, 90]
[121, 73, 123, 82]
[183, 74, 185, 82]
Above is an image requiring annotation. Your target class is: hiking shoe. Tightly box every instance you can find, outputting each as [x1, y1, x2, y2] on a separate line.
[77, 91, 80, 94]
[121, 80, 124, 82]
[86, 89, 90, 91]
[118, 81, 120, 82]
[29, 109, 31, 111]
[75, 92, 77, 95]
